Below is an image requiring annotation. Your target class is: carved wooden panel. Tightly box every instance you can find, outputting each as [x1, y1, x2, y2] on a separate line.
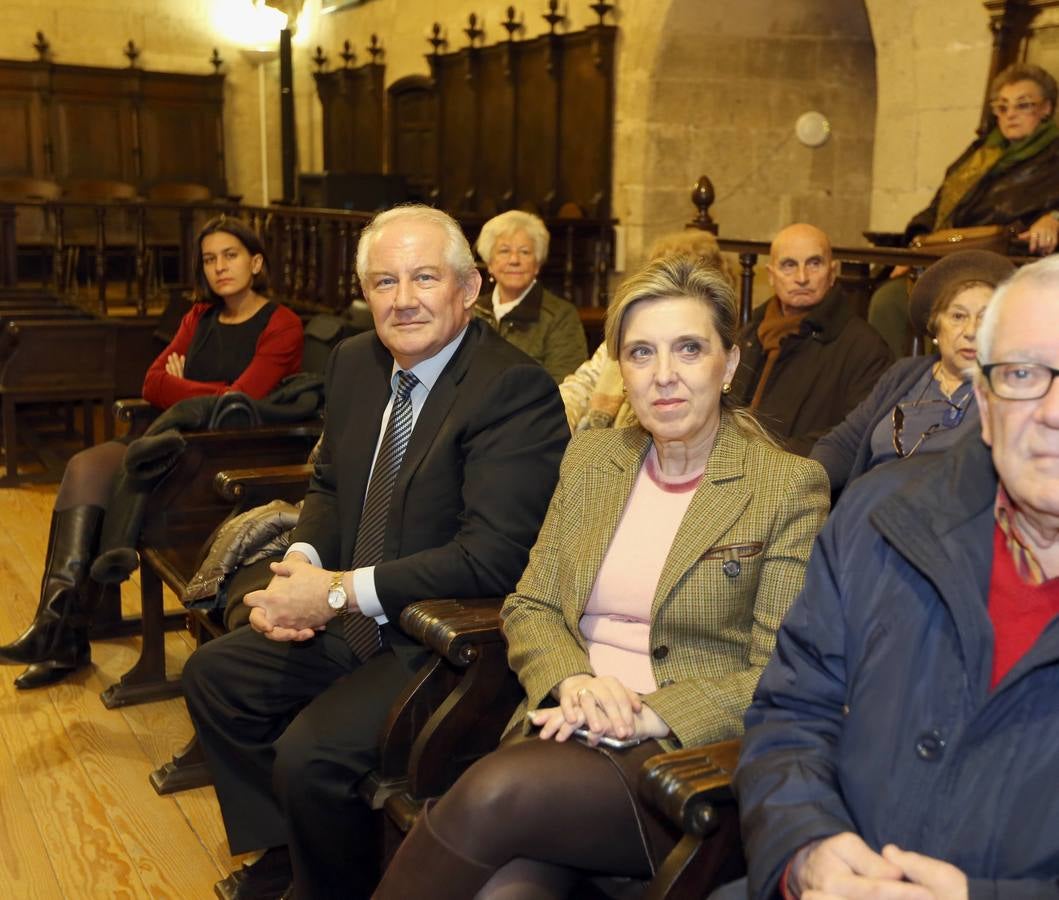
[49, 67, 138, 183]
[0, 56, 226, 195]
[513, 40, 560, 214]
[0, 96, 41, 177]
[475, 44, 516, 216]
[314, 63, 385, 174]
[557, 28, 615, 217]
[138, 73, 225, 194]
[0, 65, 47, 177]
[389, 76, 437, 201]
[314, 16, 616, 221]
[432, 51, 479, 213]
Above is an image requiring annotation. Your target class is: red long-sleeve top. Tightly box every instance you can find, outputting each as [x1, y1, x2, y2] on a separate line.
[141, 302, 303, 409]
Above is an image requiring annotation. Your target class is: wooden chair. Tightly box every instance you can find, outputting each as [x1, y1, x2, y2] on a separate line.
[638, 741, 745, 899]
[0, 318, 117, 482]
[145, 183, 212, 290]
[377, 600, 748, 898]
[149, 461, 314, 794]
[98, 421, 323, 710]
[0, 177, 63, 288]
[149, 512, 515, 799]
[61, 179, 140, 303]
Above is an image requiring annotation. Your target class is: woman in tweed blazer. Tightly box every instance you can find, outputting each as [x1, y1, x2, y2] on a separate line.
[375, 255, 830, 900]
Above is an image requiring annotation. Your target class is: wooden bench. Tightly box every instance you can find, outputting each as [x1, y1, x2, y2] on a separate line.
[98, 423, 322, 710]
[149, 462, 315, 794]
[0, 318, 117, 482]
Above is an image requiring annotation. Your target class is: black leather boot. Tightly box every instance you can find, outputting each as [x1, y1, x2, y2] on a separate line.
[0, 506, 104, 688]
[215, 846, 293, 900]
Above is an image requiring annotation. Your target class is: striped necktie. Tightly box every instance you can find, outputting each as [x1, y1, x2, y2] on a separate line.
[340, 369, 419, 660]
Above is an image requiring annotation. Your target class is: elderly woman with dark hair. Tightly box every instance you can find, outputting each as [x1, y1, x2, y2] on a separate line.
[870, 62, 1059, 356]
[813, 249, 1014, 497]
[0, 215, 303, 689]
[474, 210, 587, 381]
[373, 254, 829, 899]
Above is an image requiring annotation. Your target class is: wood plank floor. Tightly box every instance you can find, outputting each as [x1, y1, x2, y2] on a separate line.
[0, 481, 250, 898]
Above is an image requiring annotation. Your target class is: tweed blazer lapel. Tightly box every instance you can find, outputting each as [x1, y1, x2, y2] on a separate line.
[652, 418, 751, 616]
[571, 427, 651, 620]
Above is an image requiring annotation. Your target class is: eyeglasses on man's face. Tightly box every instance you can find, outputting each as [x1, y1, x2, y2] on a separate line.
[989, 99, 1041, 117]
[980, 362, 1059, 400]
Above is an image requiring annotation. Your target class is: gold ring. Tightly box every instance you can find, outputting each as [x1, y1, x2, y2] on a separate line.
[576, 687, 592, 702]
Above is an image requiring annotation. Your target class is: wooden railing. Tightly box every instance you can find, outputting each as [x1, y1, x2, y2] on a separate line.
[0, 198, 616, 317]
[684, 174, 1036, 328]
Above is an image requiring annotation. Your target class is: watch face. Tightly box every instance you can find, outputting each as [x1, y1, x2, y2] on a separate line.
[327, 587, 346, 611]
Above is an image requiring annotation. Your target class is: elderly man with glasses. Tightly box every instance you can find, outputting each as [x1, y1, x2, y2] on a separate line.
[732, 254, 1059, 900]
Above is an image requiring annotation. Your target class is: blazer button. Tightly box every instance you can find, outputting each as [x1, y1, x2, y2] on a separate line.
[658, 678, 675, 688]
[722, 559, 741, 578]
[652, 645, 669, 660]
[914, 730, 945, 762]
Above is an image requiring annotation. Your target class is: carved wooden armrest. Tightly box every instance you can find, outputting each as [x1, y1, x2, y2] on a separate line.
[639, 739, 742, 838]
[213, 463, 313, 507]
[114, 397, 159, 431]
[400, 598, 504, 667]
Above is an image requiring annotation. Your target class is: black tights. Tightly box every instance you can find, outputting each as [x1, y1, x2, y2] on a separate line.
[54, 441, 127, 510]
[430, 735, 657, 899]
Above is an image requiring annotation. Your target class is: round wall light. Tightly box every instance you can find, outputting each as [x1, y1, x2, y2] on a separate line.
[795, 111, 832, 148]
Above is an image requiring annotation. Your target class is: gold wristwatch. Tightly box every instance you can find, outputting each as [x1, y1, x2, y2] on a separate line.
[326, 571, 349, 612]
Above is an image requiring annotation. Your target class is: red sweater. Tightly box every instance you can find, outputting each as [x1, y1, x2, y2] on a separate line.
[141, 302, 303, 409]
[988, 524, 1059, 689]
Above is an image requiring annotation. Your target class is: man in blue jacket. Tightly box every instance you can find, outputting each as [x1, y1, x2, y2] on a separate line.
[735, 254, 1059, 899]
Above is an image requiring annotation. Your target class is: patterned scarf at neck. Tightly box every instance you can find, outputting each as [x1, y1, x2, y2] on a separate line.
[751, 296, 809, 410]
[934, 120, 1059, 230]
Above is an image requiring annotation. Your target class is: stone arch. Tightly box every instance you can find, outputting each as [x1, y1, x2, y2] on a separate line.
[614, 0, 876, 265]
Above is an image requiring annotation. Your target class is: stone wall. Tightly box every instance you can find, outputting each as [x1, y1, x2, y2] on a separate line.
[614, 0, 876, 263]
[865, 0, 993, 233]
[0, 0, 1005, 263]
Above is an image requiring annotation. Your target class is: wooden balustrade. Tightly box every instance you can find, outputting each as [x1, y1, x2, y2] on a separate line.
[684, 174, 1036, 333]
[0, 198, 615, 316]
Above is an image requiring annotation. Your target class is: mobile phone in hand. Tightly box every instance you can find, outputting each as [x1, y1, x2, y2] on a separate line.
[572, 726, 644, 749]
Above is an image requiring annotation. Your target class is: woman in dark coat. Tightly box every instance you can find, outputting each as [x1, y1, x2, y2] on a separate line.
[869, 62, 1059, 356]
[0, 216, 303, 689]
[812, 250, 1014, 497]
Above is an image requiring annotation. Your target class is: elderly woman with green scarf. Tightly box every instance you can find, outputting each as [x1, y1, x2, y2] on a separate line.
[869, 62, 1059, 356]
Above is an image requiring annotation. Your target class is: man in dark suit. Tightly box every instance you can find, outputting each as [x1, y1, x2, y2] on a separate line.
[182, 205, 569, 900]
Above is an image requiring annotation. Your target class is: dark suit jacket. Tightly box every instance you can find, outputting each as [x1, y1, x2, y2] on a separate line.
[292, 317, 569, 624]
[730, 287, 893, 456]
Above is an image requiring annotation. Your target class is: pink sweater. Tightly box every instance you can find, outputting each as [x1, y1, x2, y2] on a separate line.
[580, 445, 703, 693]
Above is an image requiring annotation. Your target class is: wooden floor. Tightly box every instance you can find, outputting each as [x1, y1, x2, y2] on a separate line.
[0, 481, 249, 898]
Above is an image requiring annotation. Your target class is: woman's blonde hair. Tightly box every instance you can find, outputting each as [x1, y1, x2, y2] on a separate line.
[605, 254, 779, 447]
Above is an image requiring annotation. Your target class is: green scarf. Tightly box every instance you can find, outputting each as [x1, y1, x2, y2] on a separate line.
[934, 120, 1059, 230]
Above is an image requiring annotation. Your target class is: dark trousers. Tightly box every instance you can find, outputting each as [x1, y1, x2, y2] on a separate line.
[182, 622, 428, 899]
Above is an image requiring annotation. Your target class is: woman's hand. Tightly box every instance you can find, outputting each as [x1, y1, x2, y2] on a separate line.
[1018, 213, 1059, 255]
[632, 703, 671, 741]
[164, 352, 186, 378]
[530, 674, 644, 743]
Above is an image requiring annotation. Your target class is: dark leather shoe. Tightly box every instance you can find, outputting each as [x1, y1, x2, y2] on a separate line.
[214, 847, 292, 900]
[14, 655, 89, 690]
